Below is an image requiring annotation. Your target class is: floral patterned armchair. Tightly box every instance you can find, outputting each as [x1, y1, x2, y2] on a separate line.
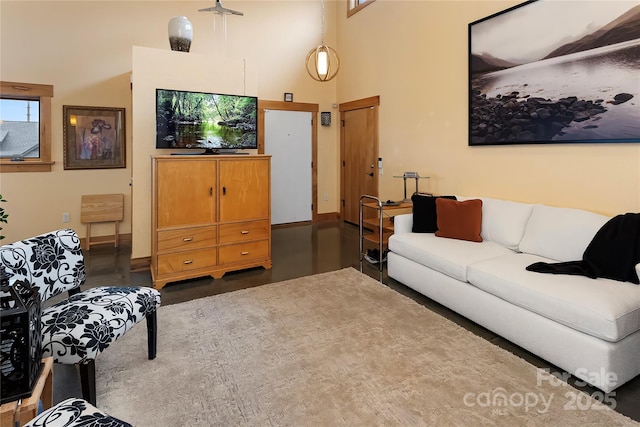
[23, 398, 131, 427]
[0, 229, 161, 406]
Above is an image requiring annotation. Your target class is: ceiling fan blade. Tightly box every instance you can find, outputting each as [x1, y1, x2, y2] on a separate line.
[198, 0, 243, 16]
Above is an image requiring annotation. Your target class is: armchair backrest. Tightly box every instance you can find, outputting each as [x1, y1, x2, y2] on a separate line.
[0, 229, 86, 303]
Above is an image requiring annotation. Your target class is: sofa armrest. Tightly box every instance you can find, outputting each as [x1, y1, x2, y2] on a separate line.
[393, 214, 413, 234]
[636, 263, 640, 282]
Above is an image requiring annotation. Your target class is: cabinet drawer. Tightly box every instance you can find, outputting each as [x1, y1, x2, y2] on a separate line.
[219, 240, 269, 264]
[157, 248, 217, 275]
[157, 226, 217, 252]
[219, 220, 269, 244]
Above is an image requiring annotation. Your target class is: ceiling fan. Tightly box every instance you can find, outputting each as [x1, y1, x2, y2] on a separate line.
[198, 0, 243, 16]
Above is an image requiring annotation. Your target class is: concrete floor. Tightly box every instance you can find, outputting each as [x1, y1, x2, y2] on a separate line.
[53, 221, 639, 422]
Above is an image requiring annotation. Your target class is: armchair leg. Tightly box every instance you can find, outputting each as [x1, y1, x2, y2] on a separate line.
[147, 310, 158, 360]
[79, 361, 97, 406]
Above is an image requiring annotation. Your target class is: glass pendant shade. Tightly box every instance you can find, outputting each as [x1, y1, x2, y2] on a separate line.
[168, 16, 193, 52]
[317, 50, 329, 76]
[306, 44, 340, 82]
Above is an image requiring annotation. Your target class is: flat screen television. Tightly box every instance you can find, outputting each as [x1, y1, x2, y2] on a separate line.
[156, 88, 257, 154]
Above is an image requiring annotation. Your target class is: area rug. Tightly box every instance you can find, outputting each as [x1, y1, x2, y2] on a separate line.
[96, 268, 636, 426]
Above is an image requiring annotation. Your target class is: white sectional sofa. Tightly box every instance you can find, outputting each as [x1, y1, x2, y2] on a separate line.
[387, 196, 640, 392]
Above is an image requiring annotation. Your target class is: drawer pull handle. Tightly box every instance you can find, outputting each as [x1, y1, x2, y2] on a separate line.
[241, 251, 250, 255]
[183, 237, 194, 242]
[241, 230, 250, 234]
[183, 260, 193, 264]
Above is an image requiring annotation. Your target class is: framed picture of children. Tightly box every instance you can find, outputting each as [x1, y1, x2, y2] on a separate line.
[63, 105, 125, 169]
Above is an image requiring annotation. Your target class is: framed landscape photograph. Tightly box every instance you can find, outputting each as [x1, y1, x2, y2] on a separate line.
[63, 105, 125, 169]
[469, 0, 640, 146]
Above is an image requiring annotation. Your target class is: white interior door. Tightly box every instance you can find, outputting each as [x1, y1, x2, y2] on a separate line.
[264, 110, 312, 225]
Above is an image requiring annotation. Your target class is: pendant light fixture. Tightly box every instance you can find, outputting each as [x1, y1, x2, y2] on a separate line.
[305, 0, 340, 82]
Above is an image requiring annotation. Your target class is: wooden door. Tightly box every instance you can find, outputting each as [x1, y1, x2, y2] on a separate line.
[341, 98, 379, 225]
[258, 100, 319, 223]
[264, 110, 313, 225]
[156, 159, 216, 228]
[219, 158, 270, 222]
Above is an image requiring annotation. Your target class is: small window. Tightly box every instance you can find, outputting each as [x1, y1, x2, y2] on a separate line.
[347, 0, 376, 17]
[0, 81, 53, 172]
[0, 99, 40, 158]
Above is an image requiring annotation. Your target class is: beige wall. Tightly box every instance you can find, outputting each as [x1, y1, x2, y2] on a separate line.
[337, 1, 640, 215]
[0, 1, 340, 245]
[2, 0, 639, 248]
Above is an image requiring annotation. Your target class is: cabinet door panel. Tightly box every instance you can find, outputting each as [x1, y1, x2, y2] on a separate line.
[156, 160, 216, 228]
[219, 159, 270, 222]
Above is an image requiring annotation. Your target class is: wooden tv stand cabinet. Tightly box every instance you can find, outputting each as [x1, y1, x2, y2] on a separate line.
[151, 155, 272, 289]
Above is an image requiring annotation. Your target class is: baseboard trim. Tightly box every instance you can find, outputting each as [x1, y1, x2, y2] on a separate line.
[317, 212, 340, 222]
[130, 256, 151, 272]
[272, 221, 312, 229]
[271, 213, 339, 227]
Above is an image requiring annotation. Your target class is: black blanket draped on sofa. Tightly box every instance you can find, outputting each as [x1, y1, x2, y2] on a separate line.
[526, 212, 640, 284]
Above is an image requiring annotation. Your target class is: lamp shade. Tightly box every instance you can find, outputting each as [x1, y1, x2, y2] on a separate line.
[306, 44, 340, 82]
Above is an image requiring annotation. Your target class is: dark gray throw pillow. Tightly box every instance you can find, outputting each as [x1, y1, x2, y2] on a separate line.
[411, 194, 457, 233]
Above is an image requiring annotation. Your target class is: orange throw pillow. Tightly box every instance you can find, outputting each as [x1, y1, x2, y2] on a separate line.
[435, 198, 483, 242]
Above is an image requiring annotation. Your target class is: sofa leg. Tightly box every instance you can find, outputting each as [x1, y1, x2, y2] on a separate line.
[147, 310, 158, 360]
[79, 361, 97, 406]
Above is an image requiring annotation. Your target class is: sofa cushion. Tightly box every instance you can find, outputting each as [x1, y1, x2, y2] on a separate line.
[519, 204, 609, 261]
[467, 253, 640, 342]
[527, 213, 640, 284]
[411, 194, 456, 233]
[478, 197, 534, 250]
[388, 232, 514, 282]
[435, 198, 483, 242]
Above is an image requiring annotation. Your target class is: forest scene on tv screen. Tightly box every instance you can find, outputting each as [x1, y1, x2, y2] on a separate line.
[156, 89, 257, 150]
[469, 0, 640, 145]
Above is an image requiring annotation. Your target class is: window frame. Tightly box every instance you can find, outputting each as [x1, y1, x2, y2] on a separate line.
[347, 0, 376, 17]
[0, 81, 54, 172]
